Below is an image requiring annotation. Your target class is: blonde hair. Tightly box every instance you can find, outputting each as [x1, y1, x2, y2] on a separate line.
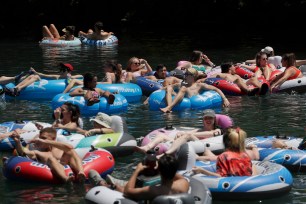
[186, 67, 198, 78]
[126, 57, 140, 71]
[223, 127, 246, 152]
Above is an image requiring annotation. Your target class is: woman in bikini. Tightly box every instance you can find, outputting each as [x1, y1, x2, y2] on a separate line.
[125, 57, 155, 82]
[240, 51, 276, 80]
[69, 72, 115, 106]
[270, 53, 303, 91]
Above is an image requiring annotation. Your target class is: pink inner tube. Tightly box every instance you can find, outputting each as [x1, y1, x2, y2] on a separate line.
[141, 114, 233, 155]
[215, 114, 233, 129]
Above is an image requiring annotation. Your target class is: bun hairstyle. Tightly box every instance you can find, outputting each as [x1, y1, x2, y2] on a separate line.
[223, 127, 246, 152]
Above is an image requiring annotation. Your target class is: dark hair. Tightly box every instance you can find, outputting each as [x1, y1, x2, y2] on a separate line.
[103, 60, 122, 83]
[158, 154, 179, 180]
[282, 53, 296, 67]
[65, 26, 75, 34]
[83, 72, 97, 89]
[94, 21, 103, 30]
[154, 64, 166, 79]
[220, 62, 233, 73]
[189, 50, 202, 62]
[63, 102, 81, 126]
[255, 52, 267, 67]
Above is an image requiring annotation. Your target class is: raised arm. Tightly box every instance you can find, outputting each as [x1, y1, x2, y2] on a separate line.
[10, 131, 37, 159]
[123, 162, 152, 200]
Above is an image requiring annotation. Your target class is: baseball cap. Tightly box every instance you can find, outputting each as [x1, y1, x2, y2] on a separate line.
[261, 46, 274, 54]
[90, 112, 112, 128]
[60, 63, 74, 71]
[203, 109, 216, 118]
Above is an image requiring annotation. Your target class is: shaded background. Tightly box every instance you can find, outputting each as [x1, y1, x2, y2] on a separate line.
[0, 0, 305, 43]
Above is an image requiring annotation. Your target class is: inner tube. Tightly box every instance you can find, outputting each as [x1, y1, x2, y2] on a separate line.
[148, 90, 222, 111]
[51, 93, 128, 116]
[79, 35, 118, 46]
[177, 144, 293, 201]
[3, 148, 115, 184]
[39, 38, 82, 47]
[85, 176, 212, 204]
[140, 114, 233, 155]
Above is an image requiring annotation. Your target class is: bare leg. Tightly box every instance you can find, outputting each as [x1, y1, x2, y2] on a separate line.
[34, 151, 71, 183]
[42, 25, 54, 39]
[15, 75, 40, 91]
[196, 149, 217, 161]
[165, 134, 195, 155]
[61, 149, 85, 182]
[160, 86, 186, 113]
[135, 133, 171, 153]
[49, 24, 61, 39]
[246, 77, 262, 88]
[165, 85, 174, 106]
[63, 79, 83, 93]
[0, 76, 15, 85]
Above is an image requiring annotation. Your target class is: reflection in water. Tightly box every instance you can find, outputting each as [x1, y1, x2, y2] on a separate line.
[40, 44, 118, 74]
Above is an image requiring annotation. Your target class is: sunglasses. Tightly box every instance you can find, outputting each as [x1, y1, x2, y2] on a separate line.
[261, 58, 268, 61]
[133, 62, 140, 65]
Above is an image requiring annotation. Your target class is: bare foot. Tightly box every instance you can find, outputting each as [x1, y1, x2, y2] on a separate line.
[272, 140, 287, 149]
[66, 174, 75, 184]
[107, 94, 115, 104]
[77, 172, 86, 183]
[160, 107, 172, 113]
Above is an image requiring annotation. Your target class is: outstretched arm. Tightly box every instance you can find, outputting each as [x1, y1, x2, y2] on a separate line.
[30, 67, 60, 79]
[201, 83, 230, 107]
[34, 137, 73, 152]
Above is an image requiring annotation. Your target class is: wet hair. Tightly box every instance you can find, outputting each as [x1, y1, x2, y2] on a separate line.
[83, 72, 97, 89]
[223, 127, 246, 152]
[282, 53, 296, 67]
[158, 154, 179, 180]
[94, 21, 103, 30]
[220, 62, 233, 73]
[40, 127, 57, 139]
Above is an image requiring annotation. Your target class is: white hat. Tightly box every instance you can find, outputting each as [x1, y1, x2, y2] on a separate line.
[90, 112, 112, 128]
[261, 46, 274, 54]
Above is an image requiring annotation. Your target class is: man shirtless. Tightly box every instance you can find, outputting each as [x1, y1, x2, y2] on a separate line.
[10, 127, 85, 183]
[211, 62, 268, 96]
[160, 67, 230, 113]
[79, 21, 114, 40]
[88, 154, 189, 202]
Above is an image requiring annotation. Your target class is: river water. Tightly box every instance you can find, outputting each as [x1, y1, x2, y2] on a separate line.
[0, 29, 306, 203]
